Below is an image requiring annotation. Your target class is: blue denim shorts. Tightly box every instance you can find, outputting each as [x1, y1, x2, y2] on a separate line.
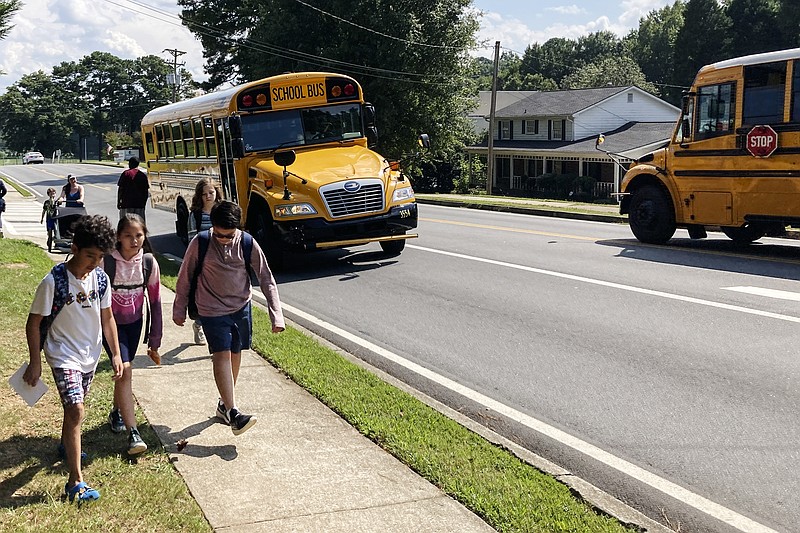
[200, 302, 252, 354]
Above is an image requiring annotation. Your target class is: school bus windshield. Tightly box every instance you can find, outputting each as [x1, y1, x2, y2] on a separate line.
[241, 102, 364, 152]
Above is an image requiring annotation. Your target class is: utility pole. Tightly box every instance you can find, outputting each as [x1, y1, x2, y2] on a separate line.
[486, 41, 500, 195]
[163, 48, 186, 103]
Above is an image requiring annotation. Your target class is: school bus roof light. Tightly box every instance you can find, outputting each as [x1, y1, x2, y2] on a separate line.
[242, 94, 253, 107]
[256, 93, 268, 106]
[331, 85, 342, 98]
[343, 83, 355, 96]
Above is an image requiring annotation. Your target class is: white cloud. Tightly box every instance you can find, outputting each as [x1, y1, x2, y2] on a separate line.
[618, 0, 674, 26]
[546, 5, 588, 16]
[0, 0, 207, 92]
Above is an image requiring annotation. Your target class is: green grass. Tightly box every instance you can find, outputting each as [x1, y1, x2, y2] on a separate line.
[159, 257, 634, 532]
[0, 239, 210, 533]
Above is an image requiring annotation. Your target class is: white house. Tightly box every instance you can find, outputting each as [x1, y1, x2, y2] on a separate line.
[466, 86, 680, 195]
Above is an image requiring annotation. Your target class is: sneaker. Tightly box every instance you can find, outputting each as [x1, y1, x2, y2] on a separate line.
[192, 321, 206, 345]
[228, 408, 257, 436]
[108, 409, 125, 433]
[127, 429, 147, 456]
[215, 400, 230, 424]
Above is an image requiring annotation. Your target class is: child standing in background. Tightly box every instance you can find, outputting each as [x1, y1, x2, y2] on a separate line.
[102, 214, 163, 455]
[188, 177, 222, 345]
[0, 178, 6, 238]
[41, 187, 58, 252]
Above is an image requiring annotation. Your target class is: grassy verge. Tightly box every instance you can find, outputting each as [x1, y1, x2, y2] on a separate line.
[416, 193, 625, 219]
[0, 239, 210, 532]
[158, 258, 634, 532]
[1, 176, 33, 197]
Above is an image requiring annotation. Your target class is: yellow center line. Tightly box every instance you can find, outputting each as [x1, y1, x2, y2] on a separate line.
[30, 167, 112, 190]
[420, 217, 597, 241]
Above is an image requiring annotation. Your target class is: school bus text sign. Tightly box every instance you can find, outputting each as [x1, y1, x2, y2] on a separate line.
[270, 80, 327, 110]
[746, 125, 778, 158]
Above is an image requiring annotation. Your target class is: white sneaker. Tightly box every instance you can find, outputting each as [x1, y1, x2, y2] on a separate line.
[192, 321, 206, 345]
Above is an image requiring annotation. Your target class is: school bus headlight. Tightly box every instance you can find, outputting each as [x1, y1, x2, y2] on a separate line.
[275, 203, 317, 217]
[392, 187, 415, 202]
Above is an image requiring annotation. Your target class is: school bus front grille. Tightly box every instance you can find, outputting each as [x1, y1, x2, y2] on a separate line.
[321, 181, 384, 218]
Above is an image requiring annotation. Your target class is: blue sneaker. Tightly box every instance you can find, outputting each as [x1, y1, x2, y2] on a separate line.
[65, 481, 99, 506]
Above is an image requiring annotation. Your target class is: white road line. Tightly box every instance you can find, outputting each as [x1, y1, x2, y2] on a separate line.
[280, 299, 776, 533]
[408, 244, 800, 324]
[724, 286, 800, 302]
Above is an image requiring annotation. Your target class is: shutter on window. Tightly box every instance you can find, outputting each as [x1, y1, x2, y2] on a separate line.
[510, 120, 513, 140]
[522, 120, 526, 134]
[548, 120, 552, 140]
[534, 120, 539, 134]
[561, 120, 566, 140]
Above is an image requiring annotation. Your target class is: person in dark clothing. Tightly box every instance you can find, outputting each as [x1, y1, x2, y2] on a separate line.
[117, 157, 149, 222]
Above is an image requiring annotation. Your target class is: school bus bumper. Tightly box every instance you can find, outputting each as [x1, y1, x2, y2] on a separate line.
[275, 203, 418, 251]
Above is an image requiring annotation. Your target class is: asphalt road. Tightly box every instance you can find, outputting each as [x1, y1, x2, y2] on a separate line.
[6, 163, 799, 532]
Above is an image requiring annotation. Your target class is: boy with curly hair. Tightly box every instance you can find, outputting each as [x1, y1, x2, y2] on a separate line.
[24, 215, 123, 505]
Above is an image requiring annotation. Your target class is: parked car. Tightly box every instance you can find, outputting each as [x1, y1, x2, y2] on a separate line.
[22, 151, 45, 164]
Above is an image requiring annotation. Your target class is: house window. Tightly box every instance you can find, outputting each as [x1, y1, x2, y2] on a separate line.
[499, 120, 511, 139]
[627, 93, 634, 103]
[522, 119, 539, 135]
[551, 120, 563, 140]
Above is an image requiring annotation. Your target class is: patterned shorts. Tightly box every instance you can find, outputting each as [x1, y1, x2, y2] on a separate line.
[52, 368, 95, 406]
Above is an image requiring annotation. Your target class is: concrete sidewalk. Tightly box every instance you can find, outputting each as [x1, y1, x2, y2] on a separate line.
[133, 289, 494, 532]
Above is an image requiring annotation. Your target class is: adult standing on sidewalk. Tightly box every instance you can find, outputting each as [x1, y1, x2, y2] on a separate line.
[117, 157, 149, 222]
[0, 177, 6, 238]
[172, 201, 285, 436]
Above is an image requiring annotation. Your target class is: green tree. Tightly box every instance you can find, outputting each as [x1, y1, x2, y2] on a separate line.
[520, 38, 579, 85]
[725, 0, 782, 57]
[561, 56, 659, 95]
[0, 0, 21, 75]
[625, 1, 686, 104]
[777, 0, 800, 47]
[575, 31, 623, 65]
[0, 72, 89, 154]
[673, 0, 731, 88]
[178, 0, 479, 161]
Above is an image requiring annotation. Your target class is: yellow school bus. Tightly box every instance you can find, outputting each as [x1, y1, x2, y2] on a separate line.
[140, 72, 420, 265]
[620, 48, 800, 244]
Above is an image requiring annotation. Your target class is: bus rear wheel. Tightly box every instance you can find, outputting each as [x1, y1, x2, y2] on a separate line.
[721, 224, 765, 244]
[628, 185, 676, 244]
[380, 238, 406, 256]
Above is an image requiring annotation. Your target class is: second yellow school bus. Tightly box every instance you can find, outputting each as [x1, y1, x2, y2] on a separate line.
[620, 48, 800, 244]
[140, 72, 420, 265]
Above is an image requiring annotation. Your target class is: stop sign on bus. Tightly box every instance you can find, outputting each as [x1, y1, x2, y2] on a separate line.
[746, 125, 778, 158]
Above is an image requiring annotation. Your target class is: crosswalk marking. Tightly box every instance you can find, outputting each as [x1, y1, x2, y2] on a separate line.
[723, 286, 800, 302]
[3, 200, 46, 238]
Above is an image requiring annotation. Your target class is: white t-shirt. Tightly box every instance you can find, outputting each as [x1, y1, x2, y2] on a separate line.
[30, 267, 112, 373]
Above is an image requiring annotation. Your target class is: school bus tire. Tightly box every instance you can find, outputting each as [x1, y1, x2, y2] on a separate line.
[249, 204, 284, 271]
[628, 184, 676, 244]
[380, 238, 406, 256]
[721, 224, 765, 244]
[176, 201, 190, 246]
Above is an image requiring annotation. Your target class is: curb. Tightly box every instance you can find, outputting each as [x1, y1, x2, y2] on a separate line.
[416, 197, 628, 224]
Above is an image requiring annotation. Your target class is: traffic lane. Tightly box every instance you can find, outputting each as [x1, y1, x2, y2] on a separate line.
[418, 204, 800, 319]
[277, 241, 797, 531]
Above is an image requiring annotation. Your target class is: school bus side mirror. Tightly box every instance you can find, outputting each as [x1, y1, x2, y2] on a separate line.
[232, 138, 245, 159]
[364, 104, 376, 127]
[366, 126, 378, 148]
[274, 150, 296, 168]
[680, 118, 692, 145]
[229, 114, 243, 138]
[418, 133, 430, 149]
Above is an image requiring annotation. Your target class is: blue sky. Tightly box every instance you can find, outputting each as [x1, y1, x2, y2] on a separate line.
[0, 1, 673, 92]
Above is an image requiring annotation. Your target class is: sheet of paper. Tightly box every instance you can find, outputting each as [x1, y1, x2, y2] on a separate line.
[8, 363, 48, 407]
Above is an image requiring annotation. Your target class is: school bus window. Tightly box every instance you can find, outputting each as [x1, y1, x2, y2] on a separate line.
[204, 117, 217, 157]
[696, 83, 735, 139]
[792, 61, 800, 122]
[193, 119, 206, 157]
[743, 61, 786, 125]
[154, 126, 165, 157]
[171, 123, 184, 157]
[161, 123, 174, 157]
[145, 132, 154, 154]
[182, 120, 195, 157]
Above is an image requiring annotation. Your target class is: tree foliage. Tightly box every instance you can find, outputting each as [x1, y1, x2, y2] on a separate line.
[562, 56, 658, 94]
[178, 0, 478, 161]
[0, 0, 20, 40]
[0, 52, 193, 155]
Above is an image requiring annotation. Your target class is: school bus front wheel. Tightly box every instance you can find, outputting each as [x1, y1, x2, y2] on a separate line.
[628, 185, 676, 244]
